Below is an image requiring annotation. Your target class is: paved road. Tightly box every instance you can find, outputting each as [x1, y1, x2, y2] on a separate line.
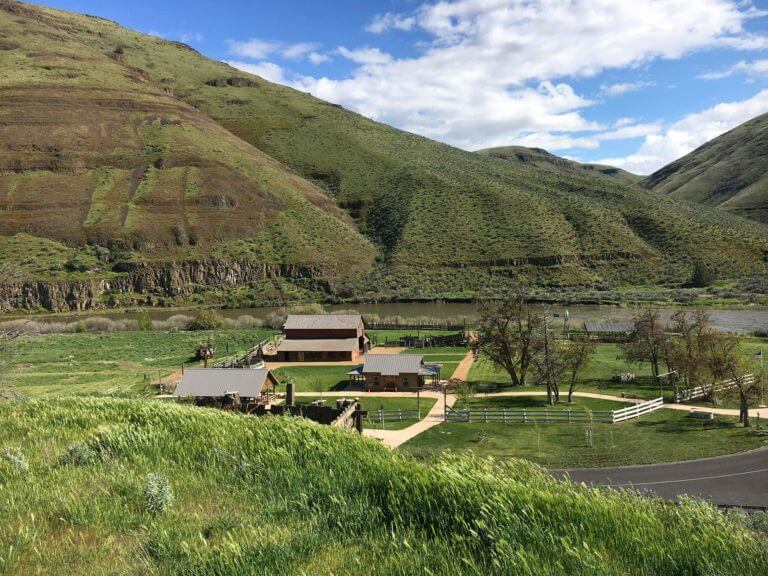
[553, 447, 768, 507]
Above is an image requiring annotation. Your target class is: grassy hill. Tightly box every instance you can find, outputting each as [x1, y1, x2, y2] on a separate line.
[1, 396, 766, 575]
[478, 146, 643, 186]
[2, 0, 768, 308]
[641, 113, 768, 224]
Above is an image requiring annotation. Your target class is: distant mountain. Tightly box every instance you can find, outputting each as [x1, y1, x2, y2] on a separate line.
[478, 146, 642, 186]
[1, 0, 767, 310]
[641, 113, 768, 223]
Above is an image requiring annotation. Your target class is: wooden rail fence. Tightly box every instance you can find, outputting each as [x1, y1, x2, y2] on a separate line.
[445, 397, 664, 424]
[675, 375, 754, 403]
[366, 409, 421, 424]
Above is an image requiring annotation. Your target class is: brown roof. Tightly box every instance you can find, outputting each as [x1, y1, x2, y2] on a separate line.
[277, 338, 359, 352]
[284, 314, 363, 330]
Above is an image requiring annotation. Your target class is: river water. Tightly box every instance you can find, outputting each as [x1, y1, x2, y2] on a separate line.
[10, 302, 768, 335]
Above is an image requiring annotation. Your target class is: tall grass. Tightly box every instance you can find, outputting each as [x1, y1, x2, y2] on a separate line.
[0, 397, 765, 575]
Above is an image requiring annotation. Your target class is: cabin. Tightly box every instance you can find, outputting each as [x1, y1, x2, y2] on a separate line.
[173, 368, 279, 409]
[347, 354, 441, 391]
[583, 322, 634, 342]
[276, 314, 370, 361]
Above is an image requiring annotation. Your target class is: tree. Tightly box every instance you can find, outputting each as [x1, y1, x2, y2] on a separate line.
[705, 332, 760, 426]
[186, 309, 224, 331]
[474, 288, 538, 387]
[689, 260, 714, 288]
[621, 310, 666, 381]
[664, 310, 714, 392]
[562, 336, 597, 403]
[529, 310, 561, 405]
[453, 380, 477, 409]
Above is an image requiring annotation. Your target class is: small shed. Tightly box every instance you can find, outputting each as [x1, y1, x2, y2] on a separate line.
[174, 368, 279, 407]
[348, 354, 441, 391]
[583, 322, 634, 342]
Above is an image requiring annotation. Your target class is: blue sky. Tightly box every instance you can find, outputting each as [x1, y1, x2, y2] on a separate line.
[44, 0, 768, 174]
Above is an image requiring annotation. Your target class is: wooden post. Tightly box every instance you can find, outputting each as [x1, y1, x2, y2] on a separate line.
[417, 388, 421, 420]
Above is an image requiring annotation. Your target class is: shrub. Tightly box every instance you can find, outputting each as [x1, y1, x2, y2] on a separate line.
[689, 260, 714, 288]
[145, 472, 174, 514]
[1, 446, 29, 477]
[137, 309, 153, 331]
[185, 310, 224, 331]
[59, 442, 97, 466]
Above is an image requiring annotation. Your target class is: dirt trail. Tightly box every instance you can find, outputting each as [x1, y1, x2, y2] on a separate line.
[450, 350, 476, 381]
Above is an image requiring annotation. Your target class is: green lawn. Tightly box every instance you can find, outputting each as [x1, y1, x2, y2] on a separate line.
[2, 328, 275, 397]
[295, 395, 438, 430]
[401, 400, 768, 467]
[273, 365, 352, 392]
[468, 342, 767, 403]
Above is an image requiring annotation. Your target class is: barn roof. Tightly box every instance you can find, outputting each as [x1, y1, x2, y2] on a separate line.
[276, 338, 359, 352]
[284, 314, 363, 330]
[361, 354, 423, 376]
[583, 322, 634, 333]
[174, 368, 273, 398]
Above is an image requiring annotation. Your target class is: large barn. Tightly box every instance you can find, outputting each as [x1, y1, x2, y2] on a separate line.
[276, 314, 370, 361]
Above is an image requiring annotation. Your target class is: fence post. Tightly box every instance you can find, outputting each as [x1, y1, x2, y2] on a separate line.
[523, 409, 527, 423]
[398, 409, 402, 422]
[568, 409, 571, 423]
[503, 409, 507, 424]
[484, 408, 487, 423]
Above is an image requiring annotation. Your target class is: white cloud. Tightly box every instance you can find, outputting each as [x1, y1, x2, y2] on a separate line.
[226, 60, 287, 84]
[287, 0, 763, 150]
[600, 82, 654, 96]
[227, 38, 321, 61]
[597, 89, 768, 174]
[337, 46, 392, 65]
[366, 12, 417, 34]
[699, 58, 768, 79]
[309, 52, 331, 64]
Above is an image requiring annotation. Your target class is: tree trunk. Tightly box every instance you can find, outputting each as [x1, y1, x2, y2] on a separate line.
[740, 392, 750, 427]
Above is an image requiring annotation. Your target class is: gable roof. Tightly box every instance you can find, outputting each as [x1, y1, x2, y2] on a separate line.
[174, 368, 273, 397]
[362, 354, 423, 376]
[284, 314, 363, 331]
[277, 338, 359, 352]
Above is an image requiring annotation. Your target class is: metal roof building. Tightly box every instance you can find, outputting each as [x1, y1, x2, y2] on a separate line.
[361, 354, 424, 376]
[277, 338, 359, 353]
[174, 368, 277, 398]
[283, 314, 363, 331]
[583, 322, 634, 333]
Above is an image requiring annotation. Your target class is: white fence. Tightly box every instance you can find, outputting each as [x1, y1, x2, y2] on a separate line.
[366, 409, 421, 423]
[445, 397, 664, 425]
[675, 374, 753, 403]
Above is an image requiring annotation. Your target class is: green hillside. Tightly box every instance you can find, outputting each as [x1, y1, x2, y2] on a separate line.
[478, 145, 643, 186]
[642, 113, 768, 223]
[1, 397, 766, 575]
[1, 0, 768, 308]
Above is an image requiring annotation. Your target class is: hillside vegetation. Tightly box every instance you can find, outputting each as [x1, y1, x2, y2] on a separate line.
[1, 0, 768, 307]
[1, 397, 766, 575]
[642, 112, 768, 224]
[478, 146, 643, 186]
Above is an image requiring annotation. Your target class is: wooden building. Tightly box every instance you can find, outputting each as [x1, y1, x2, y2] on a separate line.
[276, 314, 370, 361]
[348, 354, 441, 391]
[173, 368, 278, 409]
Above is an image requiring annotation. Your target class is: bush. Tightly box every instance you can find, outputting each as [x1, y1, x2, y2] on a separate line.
[145, 472, 174, 514]
[137, 309, 153, 331]
[185, 310, 224, 331]
[59, 442, 97, 466]
[263, 304, 325, 329]
[1, 446, 29, 477]
[689, 260, 714, 288]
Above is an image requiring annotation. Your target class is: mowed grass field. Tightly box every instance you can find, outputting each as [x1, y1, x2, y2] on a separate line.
[2, 328, 275, 396]
[401, 396, 768, 467]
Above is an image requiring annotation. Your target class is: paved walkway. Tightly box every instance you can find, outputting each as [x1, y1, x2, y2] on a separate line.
[553, 447, 768, 507]
[362, 391, 456, 449]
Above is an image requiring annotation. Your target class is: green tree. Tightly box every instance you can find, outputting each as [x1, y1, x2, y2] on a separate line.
[562, 336, 597, 403]
[186, 310, 224, 331]
[621, 310, 666, 381]
[689, 260, 714, 288]
[137, 309, 153, 331]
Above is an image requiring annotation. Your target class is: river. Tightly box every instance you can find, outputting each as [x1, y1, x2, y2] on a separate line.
[8, 302, 768, 335]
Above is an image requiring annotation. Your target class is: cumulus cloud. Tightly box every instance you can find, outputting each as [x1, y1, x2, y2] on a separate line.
[699, 58, 768, 79]
[287, 0, 765, 149]
[597, 90, 768, 174]
[227, 38, 323, 61]
[225, 60, 287, 84]
[600, 82, 654, 96]
[365, 12, 417, 34]
[309, 52, 332, 64]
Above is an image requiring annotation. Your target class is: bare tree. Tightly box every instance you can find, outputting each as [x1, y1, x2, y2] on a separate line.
[562, 336, 597, 403]
[530, 310, 562, 406]
[705, 332, 760, 426]
[474, 288, 538, 387]
[621, 310, 666, 381]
